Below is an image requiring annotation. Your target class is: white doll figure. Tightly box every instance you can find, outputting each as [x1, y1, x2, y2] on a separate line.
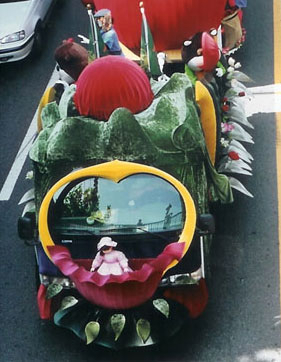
[90, 237, 132, 275]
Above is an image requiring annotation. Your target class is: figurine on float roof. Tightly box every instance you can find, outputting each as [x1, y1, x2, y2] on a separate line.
[181, 31, 220, 83]
[94, 8, 124, 56]
[54, 38, 89, 82]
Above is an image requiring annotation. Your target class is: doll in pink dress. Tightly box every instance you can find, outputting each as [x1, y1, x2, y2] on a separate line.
[90, 237, 132, 275]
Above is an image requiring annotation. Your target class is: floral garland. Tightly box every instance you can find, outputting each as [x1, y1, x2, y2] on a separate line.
[216, 56, 254, 197]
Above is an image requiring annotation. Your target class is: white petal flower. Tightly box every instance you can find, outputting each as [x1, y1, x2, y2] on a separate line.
[216, 68, 224, 77]
[25, 171, 34, 180]
[220, 137, 230, 147]
[228, 57, 235, 66]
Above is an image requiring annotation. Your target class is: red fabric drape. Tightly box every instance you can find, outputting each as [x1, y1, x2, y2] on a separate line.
[81, 0, 227, 52]
[48, 242, 185, 309]
[37, 284, 52, 320]
[164, 279, 209, 318]
[74, 56, 154, 120]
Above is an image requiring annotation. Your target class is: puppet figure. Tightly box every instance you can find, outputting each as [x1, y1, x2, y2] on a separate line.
[181, 31, 220, 83]
[37, 38, 89, 132]
[90, 237, 132, 275]
[94, 8, 124, 56]
[54, 38, 89, 82]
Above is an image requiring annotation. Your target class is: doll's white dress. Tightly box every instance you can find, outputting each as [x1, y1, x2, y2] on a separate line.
[91, 250, 132, 275]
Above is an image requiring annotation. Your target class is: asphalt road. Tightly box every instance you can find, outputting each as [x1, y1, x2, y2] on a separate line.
[0, 1, 280, 361]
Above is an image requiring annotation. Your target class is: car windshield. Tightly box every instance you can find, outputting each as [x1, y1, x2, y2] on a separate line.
[46, 173, 186, 259]
[50, 174, 185, 236]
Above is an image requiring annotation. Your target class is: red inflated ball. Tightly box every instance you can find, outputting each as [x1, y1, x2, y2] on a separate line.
[74, 56, 154, 120]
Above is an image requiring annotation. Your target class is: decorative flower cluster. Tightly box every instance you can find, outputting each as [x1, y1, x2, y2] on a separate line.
[217, 56, 254, 197]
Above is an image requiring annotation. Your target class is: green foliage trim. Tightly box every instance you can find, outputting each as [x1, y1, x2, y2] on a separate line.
[85, 321, 100, 345]
[153, 298, 170, 318]
[46, 283, 63, 300]
[136, 319, 151, 344]
[59, 296, 78, 310]
[110, 314, 126, 341]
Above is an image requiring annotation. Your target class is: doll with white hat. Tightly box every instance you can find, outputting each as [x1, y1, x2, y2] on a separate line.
[90, 237, 132, 275]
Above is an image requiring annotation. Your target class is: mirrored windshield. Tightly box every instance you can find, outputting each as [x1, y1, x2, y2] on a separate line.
[50, 174, 185, 237]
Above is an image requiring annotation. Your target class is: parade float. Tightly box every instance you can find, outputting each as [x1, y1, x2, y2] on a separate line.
[18, 0, 252, 349]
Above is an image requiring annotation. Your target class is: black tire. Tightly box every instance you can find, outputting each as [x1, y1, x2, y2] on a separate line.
[35, 255, 40, 291]
[30, 23, 43, 58]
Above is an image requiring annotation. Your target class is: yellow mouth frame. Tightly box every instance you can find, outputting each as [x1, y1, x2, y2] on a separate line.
[39, 160, 196, 271]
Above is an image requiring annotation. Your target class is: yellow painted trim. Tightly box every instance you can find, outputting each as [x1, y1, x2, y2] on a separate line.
[164, 49, 182, 63]
[273, 0, 281, 308]
[195, 81, 217, 165]
[37, 86, 56, 132]
[39, 160, 196, 274]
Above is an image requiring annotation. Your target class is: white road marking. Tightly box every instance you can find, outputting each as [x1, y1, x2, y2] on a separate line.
[0, 113, 37, 201]
[245, 83, 281, 117]
[0, 67, 59, 201]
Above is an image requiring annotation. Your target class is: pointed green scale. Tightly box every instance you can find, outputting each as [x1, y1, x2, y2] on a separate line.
[59, 296, 78, 310]
[136, 319, 151, 344]
[153, 298, 170, 318]
[46, 283, 63, 299]
[85, 321, 100, 345]
[110, 314, 126, 341]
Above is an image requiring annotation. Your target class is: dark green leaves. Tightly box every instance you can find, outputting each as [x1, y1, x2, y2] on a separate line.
[46, 283, 63, 299]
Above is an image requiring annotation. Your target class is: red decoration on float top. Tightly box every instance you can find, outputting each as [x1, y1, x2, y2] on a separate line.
[81, 0, 227, 52]
[74, 56, 154, 120]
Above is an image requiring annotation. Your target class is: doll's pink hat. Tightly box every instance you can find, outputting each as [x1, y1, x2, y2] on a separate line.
[97, 237, 117, 250]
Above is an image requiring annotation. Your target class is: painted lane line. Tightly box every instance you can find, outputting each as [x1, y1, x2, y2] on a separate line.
[0, 67, 58, 201]
[244, 83, 281, 117]
[249, 83, 281, 93]
[0, 114, 37, 201]
[273, 0, 281, 310]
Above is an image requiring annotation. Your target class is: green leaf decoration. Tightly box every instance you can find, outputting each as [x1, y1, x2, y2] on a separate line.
[18, 188, 35, 205]
[85, 321, 100, 345]
[60, 296, 78, 310]
[136, 319, 151, 344]
[153, 298, 170, 318]
[46, 283, 63, 300]
[110, 314, 126, 341]
[22, 201, 35, 215]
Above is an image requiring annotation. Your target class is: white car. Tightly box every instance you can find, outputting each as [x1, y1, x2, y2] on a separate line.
[0, 0, 57, 63]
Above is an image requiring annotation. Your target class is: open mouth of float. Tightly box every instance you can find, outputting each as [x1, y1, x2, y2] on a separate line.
[39, 160, 197, 309]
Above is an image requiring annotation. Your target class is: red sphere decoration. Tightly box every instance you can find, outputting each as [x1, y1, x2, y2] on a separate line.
[74, 56, 154, 120]
[228, 151, 240, 160]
